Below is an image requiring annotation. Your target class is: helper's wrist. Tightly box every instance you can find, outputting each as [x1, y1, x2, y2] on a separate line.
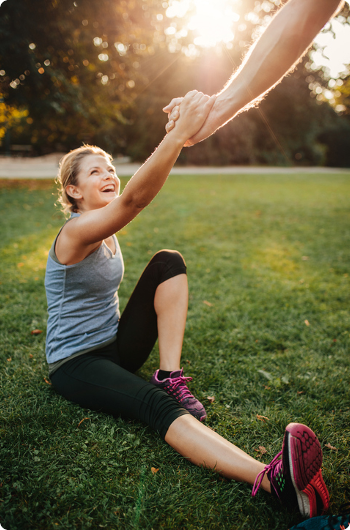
[216, 81, 251, 122]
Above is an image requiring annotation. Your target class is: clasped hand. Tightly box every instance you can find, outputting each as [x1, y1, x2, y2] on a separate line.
[163, 91, 217, 146]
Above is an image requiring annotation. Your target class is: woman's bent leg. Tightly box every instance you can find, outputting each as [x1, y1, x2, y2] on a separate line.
[154, 272, 188, 371]
[117, 250, 205, 420]
[50, 353, 188, 439]
[117, 250, 187, 373]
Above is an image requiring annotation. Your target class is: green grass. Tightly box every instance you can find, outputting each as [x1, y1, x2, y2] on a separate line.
[1, 173, 350, 530]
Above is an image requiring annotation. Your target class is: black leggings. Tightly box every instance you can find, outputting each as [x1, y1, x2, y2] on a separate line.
[50, 250, 190, 439]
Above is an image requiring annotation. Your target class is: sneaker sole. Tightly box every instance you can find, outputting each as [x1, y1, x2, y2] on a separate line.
[300, 470, 330, 517]
[284, 423, 329, 517]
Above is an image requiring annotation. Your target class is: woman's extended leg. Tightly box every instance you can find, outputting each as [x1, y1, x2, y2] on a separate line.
[166, 413, 271, 489]
[51, 351, 328, 519]
[165, 415, 329, 519]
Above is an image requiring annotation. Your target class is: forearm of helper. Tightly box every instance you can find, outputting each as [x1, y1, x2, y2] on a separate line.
[214, 0, 345, 125]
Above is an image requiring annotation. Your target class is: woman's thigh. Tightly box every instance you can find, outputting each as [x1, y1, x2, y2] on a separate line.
[51, 353, 188, 438]
[117, 250, 186, 373]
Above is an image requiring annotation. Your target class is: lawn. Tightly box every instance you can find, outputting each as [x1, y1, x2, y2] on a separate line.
[0, 172, 349, 530]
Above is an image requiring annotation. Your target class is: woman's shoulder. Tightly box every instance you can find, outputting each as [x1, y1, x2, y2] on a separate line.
[49, 213, 81, 265]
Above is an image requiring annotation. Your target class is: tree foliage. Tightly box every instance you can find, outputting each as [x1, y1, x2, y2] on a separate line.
[0, 0, 167, 151]
[0, 98, 28, 143]
[123, 50, 350, 167]
[1, 0, 350, 165]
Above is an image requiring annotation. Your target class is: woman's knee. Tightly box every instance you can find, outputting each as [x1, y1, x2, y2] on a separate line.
[151, 249, 186, 271]
[138, 250, 187, 293]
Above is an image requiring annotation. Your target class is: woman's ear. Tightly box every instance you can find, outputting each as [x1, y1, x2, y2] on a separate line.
[66, 185, 83, 200]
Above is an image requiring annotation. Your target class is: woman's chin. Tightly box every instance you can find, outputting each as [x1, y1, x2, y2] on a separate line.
[100, 193, 117, 205]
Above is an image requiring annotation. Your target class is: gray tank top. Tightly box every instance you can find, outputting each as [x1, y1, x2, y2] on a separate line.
[45, 213, 124, 367]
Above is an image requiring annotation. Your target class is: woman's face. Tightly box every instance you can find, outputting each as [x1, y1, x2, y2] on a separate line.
[69, 154, 121, 212]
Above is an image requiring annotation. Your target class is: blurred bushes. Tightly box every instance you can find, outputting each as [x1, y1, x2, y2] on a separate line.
[124, 53, 350, 167]
[1, 0, 349, 166]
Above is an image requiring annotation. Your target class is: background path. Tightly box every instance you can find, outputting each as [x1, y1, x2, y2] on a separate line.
[0, 154, 348, 178]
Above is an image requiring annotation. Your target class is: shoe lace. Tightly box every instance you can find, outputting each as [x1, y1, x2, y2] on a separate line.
[166, 375, 194, 401]
[251, 451, 282, 497]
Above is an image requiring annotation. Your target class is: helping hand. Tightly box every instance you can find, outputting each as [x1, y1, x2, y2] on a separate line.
[163, 93, 220, 146]
[167, 90, 216, 145]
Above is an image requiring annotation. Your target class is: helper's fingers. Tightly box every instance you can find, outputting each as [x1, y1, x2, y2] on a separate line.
[182, 90, 202, 104]
[182, 91, 213, 113]
[184, 89, 200, 98]
[195, 93, 216, 118]
[179, 90, 202, 109]
[203, 94, 216, 113]
[165, 120, 175, 133]
[183, 94, 216, 145]
[169, 106, 180, 122]
[163, 97, 183, 113]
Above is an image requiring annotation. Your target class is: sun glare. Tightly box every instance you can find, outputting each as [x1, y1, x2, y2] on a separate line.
[313, 19, 350, 78]
[165, 0, 350, 78]
[166, 0, 241, 49]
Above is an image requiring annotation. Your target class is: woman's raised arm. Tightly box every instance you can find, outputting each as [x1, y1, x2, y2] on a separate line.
[61, 91, 215, 251]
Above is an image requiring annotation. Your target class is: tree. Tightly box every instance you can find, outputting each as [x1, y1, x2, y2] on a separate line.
[1, 0, 350, 165]
[0, 96, 28, 145]
[0, 0, 167, 153]
[317, 74, 350, 167]
[333, 75, 350, 114]
[121, 0, 350, 166]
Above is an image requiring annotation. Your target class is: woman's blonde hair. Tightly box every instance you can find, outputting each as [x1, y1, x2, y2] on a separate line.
[57, 145, 112, 214]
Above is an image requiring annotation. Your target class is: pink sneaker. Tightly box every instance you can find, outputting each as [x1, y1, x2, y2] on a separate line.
[150, 368, 207, 422]
[252, 423, 329, 518]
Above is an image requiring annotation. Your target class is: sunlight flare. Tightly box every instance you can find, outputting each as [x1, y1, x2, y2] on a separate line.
[166, 0, 241, 48]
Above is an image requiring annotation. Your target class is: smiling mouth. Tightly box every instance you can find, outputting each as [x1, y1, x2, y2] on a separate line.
[101, 186, 116, 193]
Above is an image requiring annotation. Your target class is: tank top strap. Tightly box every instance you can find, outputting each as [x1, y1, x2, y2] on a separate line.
[49, 212, 80, 264]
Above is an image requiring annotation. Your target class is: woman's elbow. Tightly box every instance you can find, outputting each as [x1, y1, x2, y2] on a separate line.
[121, 193, 150, 213]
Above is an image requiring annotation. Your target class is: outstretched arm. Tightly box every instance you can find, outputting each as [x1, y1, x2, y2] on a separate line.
[61, 91, 216, 252]
[164, 0, 344, 145]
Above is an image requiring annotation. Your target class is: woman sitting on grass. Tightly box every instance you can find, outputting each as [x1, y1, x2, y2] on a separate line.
[45, 90, 328, 520]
